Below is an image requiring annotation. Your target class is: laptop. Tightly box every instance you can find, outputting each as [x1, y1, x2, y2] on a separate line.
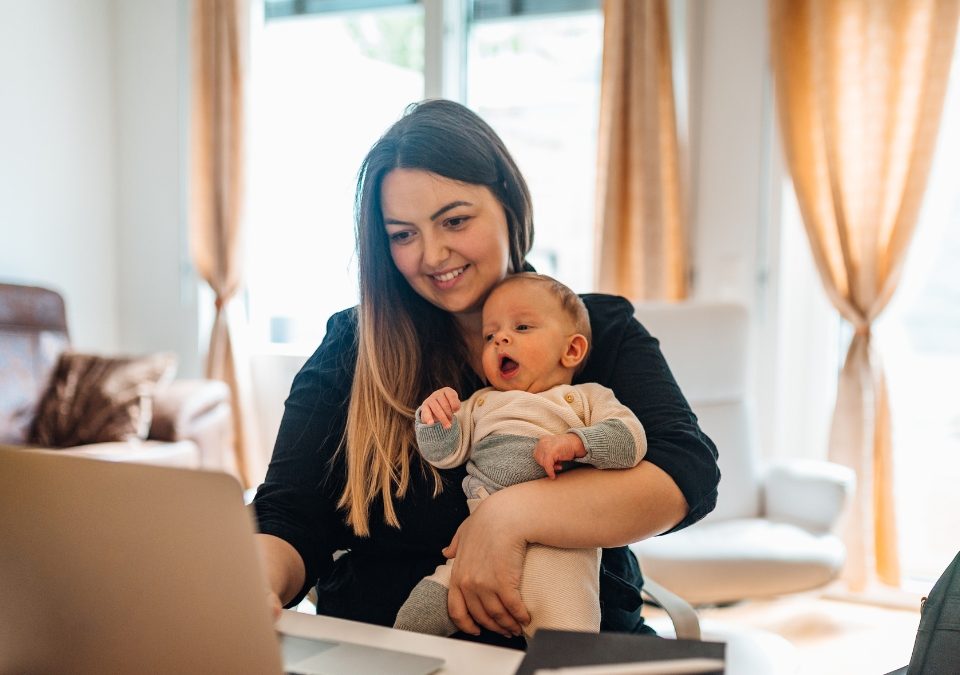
[0, 447, 444, 675]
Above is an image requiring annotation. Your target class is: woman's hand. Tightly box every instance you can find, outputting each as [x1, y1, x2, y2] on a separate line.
[267, 590, 283, 621]
[443, 494, 531, 637]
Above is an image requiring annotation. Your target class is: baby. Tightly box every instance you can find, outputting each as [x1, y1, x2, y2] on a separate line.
[394, 273, 647, 638]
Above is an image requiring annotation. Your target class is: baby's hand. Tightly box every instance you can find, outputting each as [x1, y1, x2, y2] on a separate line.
[420, 387, 461, 429]
[533, 433, 587, 479]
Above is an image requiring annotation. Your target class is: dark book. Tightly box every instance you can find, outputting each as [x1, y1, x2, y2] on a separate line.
[515, 630, 726, 675]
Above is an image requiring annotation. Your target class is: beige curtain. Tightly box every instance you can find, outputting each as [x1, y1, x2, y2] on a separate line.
[190, 0, 262, 488]
[595, 0, 688, 301]
[770, 0, 959, 589]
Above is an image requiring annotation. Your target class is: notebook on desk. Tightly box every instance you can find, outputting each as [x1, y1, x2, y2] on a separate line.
[0, 447, 443, 675]
[516, 630, 725, 675]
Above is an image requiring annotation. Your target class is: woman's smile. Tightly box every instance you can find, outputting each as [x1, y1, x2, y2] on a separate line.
[429, 264, 470, 289]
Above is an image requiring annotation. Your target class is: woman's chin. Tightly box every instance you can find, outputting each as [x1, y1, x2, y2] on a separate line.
[429, 292, 485, 317]
[413, 276, 497, 317]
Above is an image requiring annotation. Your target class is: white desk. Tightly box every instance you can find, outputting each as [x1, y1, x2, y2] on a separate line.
[277, 610, 524, 674]
[278, 611, 798, 675]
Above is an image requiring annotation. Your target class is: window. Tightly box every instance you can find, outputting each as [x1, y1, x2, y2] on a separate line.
[774, 43, 960, 586]
[877, 45, 960, 584]
[247, 2, 424, 352]
[247, 0, 602, 351]
[467, 8, 602, 291]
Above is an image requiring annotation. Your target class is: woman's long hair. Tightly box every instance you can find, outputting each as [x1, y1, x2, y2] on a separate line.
[339, 100, 534, 535]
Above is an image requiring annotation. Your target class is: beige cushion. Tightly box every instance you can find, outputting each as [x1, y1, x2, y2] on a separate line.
[30, 351, 176, 447]
[632, 518, 845, 605]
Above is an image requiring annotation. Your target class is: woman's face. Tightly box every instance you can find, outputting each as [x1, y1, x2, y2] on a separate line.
[381, 168, 511, 319]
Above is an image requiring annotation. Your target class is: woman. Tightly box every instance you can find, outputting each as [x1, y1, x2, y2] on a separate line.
[254, 99, 719, 646]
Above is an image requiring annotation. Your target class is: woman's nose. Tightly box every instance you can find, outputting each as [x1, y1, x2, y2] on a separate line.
[422, 232, 450, 268]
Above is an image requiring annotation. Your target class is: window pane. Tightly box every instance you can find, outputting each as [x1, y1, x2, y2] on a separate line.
[472, 0, 599, 21]
[247, 6, 424, 350]
[265, 0, 417, 21]
[466, 10, 603, 292]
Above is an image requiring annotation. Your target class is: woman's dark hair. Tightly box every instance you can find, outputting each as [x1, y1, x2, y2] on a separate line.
[340, 100, 535, 534]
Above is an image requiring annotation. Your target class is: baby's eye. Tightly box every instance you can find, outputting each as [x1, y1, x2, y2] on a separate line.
[484, 333, 494, 342]
[516, 324, 530, 331]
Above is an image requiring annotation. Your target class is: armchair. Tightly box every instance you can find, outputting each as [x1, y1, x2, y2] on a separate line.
[0, 282, 232, 469]
[629, 302, 855, 605]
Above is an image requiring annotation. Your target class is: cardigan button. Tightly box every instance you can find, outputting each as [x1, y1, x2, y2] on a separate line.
[564, 393, 575, 403]
[477, 397, 485, 407]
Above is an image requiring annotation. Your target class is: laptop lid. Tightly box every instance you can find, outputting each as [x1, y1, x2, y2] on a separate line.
[0, 448, 284, 674]
[0, 448, 445, 675]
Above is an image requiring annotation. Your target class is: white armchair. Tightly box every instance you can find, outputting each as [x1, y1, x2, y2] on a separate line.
[629, 302, 855, 605]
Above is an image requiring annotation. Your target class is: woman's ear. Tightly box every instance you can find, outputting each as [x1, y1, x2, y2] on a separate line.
[561, 334, 589, 369]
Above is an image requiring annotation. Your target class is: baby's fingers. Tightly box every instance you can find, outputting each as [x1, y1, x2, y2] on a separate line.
[421, 406, 436, 425]
[426, 399, 452, 429]
[534, 445, 559, 478]
[440, 387, 462, 413]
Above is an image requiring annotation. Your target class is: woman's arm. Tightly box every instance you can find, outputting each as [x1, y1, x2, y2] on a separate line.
[443, 462, 685, 636]
[257, 533, 307, 616]
[253, 309, 357, 611]
[494, 460, 686, 548]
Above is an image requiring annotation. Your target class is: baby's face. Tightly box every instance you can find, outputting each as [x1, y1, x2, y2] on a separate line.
[480, 282, 580, 393]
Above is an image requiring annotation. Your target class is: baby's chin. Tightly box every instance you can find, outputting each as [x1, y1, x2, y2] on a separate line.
[489, 373, 574, 394]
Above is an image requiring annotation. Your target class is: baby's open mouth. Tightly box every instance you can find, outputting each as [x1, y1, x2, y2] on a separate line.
[499, 355, 519, 376]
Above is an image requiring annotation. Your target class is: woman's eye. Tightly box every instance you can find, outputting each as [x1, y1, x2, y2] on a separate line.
[444, 216, 469, 229]
[389, 231, 414, 244]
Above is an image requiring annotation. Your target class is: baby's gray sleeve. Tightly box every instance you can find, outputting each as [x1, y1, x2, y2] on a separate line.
[569, 384, 647, 469]
[415, 409, 470, 469]
[571, 419, 644, 469]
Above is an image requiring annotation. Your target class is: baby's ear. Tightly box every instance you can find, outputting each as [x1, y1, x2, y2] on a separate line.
[561, 334, 589, 369]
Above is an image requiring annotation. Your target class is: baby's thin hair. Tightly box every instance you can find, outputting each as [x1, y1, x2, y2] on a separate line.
[490, 273, 592, 366]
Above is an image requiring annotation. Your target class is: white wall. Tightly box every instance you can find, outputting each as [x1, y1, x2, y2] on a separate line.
[685, 0, 792, 459]
[0, 0, 120, 352]
[114, 0, 202, 378]
[0, 0, 201, 377]
[689, 0, 770, 305]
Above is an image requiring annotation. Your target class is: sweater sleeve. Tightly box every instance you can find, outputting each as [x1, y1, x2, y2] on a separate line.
[252, 308, 357, 606]
[413, 389, 483, 469]
[577, 295, 720, 533]
[569, 382, 647, 470]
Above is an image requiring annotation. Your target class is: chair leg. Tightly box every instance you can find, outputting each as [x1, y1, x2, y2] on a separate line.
[642, 576, 701, 641]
